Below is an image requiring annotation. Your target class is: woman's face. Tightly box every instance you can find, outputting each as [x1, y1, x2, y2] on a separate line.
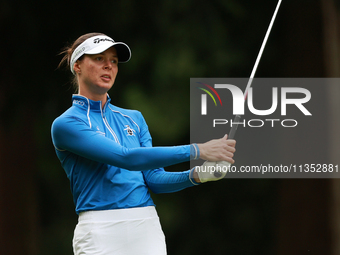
[76, 47, 118, 96]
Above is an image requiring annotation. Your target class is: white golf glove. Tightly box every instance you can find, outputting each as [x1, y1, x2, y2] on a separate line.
[195, 161, 231, 183]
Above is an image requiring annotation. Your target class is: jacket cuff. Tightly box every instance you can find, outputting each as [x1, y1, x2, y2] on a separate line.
[189, 167, 200, 185]
[190, 144, 200, 160]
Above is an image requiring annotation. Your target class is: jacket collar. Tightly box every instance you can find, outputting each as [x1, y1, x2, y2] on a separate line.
[71, 94, 111, 112]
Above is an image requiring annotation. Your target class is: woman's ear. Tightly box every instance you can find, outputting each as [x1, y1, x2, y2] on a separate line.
[73, 61, 81, 74]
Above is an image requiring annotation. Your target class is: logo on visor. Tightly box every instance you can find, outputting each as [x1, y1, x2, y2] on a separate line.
[93, 38, 115, 44]
[73, 47, 86, 60]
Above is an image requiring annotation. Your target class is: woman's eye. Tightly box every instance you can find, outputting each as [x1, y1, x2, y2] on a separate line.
[111, 59, 118, 64]
[96, 57, 103, 61]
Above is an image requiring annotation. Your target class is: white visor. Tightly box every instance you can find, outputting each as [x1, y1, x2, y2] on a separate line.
[70, 35, 131, 74]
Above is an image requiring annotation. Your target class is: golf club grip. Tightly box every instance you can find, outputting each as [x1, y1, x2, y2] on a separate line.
[228, 115, 241, 139]
[213, 115, 241, 178]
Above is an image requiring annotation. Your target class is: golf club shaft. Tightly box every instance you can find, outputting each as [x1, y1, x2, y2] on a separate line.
[213, 0, 282, 178]
[229, 0, 282, 139]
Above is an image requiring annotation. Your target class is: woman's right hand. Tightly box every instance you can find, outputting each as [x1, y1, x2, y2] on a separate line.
[196, 134, 236, 163]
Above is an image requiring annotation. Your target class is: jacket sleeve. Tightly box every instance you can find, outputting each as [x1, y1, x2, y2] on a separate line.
[51, 115, 197, 171]
[138, 114, 200, 193]
[143, 168, 200, 194]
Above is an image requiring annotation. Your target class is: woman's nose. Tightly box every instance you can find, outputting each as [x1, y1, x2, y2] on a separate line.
[104, 59, 112, 70]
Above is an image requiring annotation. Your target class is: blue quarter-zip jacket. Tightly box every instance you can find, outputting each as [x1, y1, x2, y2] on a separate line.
[51, 95, 200, 214]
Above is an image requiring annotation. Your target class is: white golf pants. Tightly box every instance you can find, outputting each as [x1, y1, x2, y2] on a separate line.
[73, 206, 167, 255]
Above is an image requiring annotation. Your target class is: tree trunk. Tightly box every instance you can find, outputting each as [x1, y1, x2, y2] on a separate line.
[277, 0, 333, 254]
[321, 0, 340, 255]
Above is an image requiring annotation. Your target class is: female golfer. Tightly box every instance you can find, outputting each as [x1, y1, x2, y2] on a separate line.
[51, 32, 236, 255]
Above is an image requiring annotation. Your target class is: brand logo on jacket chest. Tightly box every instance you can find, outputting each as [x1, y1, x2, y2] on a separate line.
[124, 125, 136, 136]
